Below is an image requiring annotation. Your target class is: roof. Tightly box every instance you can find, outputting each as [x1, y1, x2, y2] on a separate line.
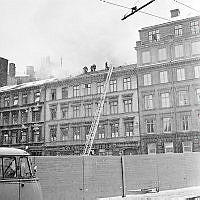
[0, 78, 57, 93]
[0, 147, 29, 156]
[140, 15, 200, 31]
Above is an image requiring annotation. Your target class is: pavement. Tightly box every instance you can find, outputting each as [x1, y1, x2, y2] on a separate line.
[98, 186, 200, 200]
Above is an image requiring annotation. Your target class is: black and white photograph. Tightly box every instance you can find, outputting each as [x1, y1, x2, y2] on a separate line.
[0, 0, 200, 199]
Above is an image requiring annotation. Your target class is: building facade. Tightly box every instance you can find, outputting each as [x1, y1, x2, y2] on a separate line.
[135, 15, 200, 154]
[0, 79, 55, 155]
[44, 65, 140, 156]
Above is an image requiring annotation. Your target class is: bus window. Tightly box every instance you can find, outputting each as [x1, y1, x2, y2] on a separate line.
[19, 157, 31, 178]
[0, 158, 2, 179]
[3, 157, 17, 178]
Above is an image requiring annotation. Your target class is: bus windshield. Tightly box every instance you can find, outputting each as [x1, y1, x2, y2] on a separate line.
[0, 156, 32, 179]
[19, 156, 32, 178]
[3, 157, 17, 178]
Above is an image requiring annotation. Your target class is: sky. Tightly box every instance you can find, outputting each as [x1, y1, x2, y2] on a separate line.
[0, 0, 200, 78]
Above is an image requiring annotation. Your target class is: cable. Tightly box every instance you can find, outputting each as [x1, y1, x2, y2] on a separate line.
[139, 10, 172, 22]
[174, 0, 200, 14]
[100, 0, 171, 22]
[99, 0, 130, 9]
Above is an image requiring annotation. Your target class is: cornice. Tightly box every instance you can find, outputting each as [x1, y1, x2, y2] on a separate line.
[137, 57, 200, 71]
[45, 65, 137, 88]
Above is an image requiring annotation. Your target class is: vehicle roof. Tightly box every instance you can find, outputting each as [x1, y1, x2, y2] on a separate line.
[0, 148, 29, 156]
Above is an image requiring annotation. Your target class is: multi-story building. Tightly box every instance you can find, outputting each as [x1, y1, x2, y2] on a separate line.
[135, 15, 200, 154]
[0, 79, 56, 155]
[44, 64, 140, 156]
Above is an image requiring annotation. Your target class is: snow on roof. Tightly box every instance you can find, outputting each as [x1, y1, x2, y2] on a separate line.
[0, 78, 57, 93]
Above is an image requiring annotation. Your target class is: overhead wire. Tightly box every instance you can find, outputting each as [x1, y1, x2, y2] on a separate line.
[173, 0, 200, 14]
[124, 0, 141, 16]
[100, 0, 172, 22]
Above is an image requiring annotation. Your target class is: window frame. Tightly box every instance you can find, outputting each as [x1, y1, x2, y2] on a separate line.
[144, 73, 152, 86]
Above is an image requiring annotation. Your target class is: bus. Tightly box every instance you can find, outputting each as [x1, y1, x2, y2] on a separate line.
[0, 147, 43, 200]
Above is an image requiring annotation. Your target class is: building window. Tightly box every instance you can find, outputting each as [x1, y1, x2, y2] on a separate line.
[182, 141, 192, 153]
[148, 29, 160, 42]
[73, 127, 80, 140]
[62, 87, 68, 99]
[163, 117, 172, 133]
[13, 94, 19, 106]
[144, 74, 152, 86]
[32, 110, 41, 122]
[192, 41, 200, 55]
[124, 99, 132, 113]
[85, 125, 91, 141]
[84, 104, 92, 117]
[144, 95, 153, 110]
[84, 84, 91, 95]
[174, 24, 182, 36]
[194, 66, 200, 78]
[50, 107, 57, 120]
[164, 142, 174, 153]
[160, 71, 168, 83]
[142, 51, 151, 64]
[110, 101, 118, 114]
[190, 21, 199, 34]
[196, 89, 200, 104]
[110, 80, 117, 92]
[175, 45, 184, 58]
[96, 101, 106, 116]
[97, 82, 104, 94]
[61, 107, 68, 119]
[21, 110, 28, 123]
[146, 119, 155, 134]
[3, 112, 9, 125]
[177, 68, 185, 81]
[125, 121, 134, 137]
[50, 89, 56, 101]
[32, 126, 40, 142]
[11, 131, 18, 144]
[34, 91, 40, 102]
[178, 91, 189, 106]
[182, 115, 190, 131]
[4, 96, 10, 107]
[98, 124, 105, 139]
[73, 85, 80, 97]
[147, 143, 156, 154]
[22, 93, 28, 104]
[158, 48, 167, 61]
[50, 126, 57, 142]
[161, 93, 170, 108]
[2, 131, 9, 144]
[60, 126, 69, 141]
[12, 112, 18, 124]
[20, 130, 27, 143]
[72, 105, 80, 118]
[110, 122, 119, 138]
[123, 77, 131, 90]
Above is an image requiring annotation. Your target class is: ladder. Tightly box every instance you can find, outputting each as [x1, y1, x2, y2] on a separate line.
[83, 64, 114, 156]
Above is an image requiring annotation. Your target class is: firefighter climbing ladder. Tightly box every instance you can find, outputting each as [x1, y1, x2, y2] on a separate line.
[83, 63, 114, 156]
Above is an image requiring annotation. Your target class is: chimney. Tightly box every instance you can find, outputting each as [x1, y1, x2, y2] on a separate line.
[170, 9, 180, 18]
[9, 63, 16, 77]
